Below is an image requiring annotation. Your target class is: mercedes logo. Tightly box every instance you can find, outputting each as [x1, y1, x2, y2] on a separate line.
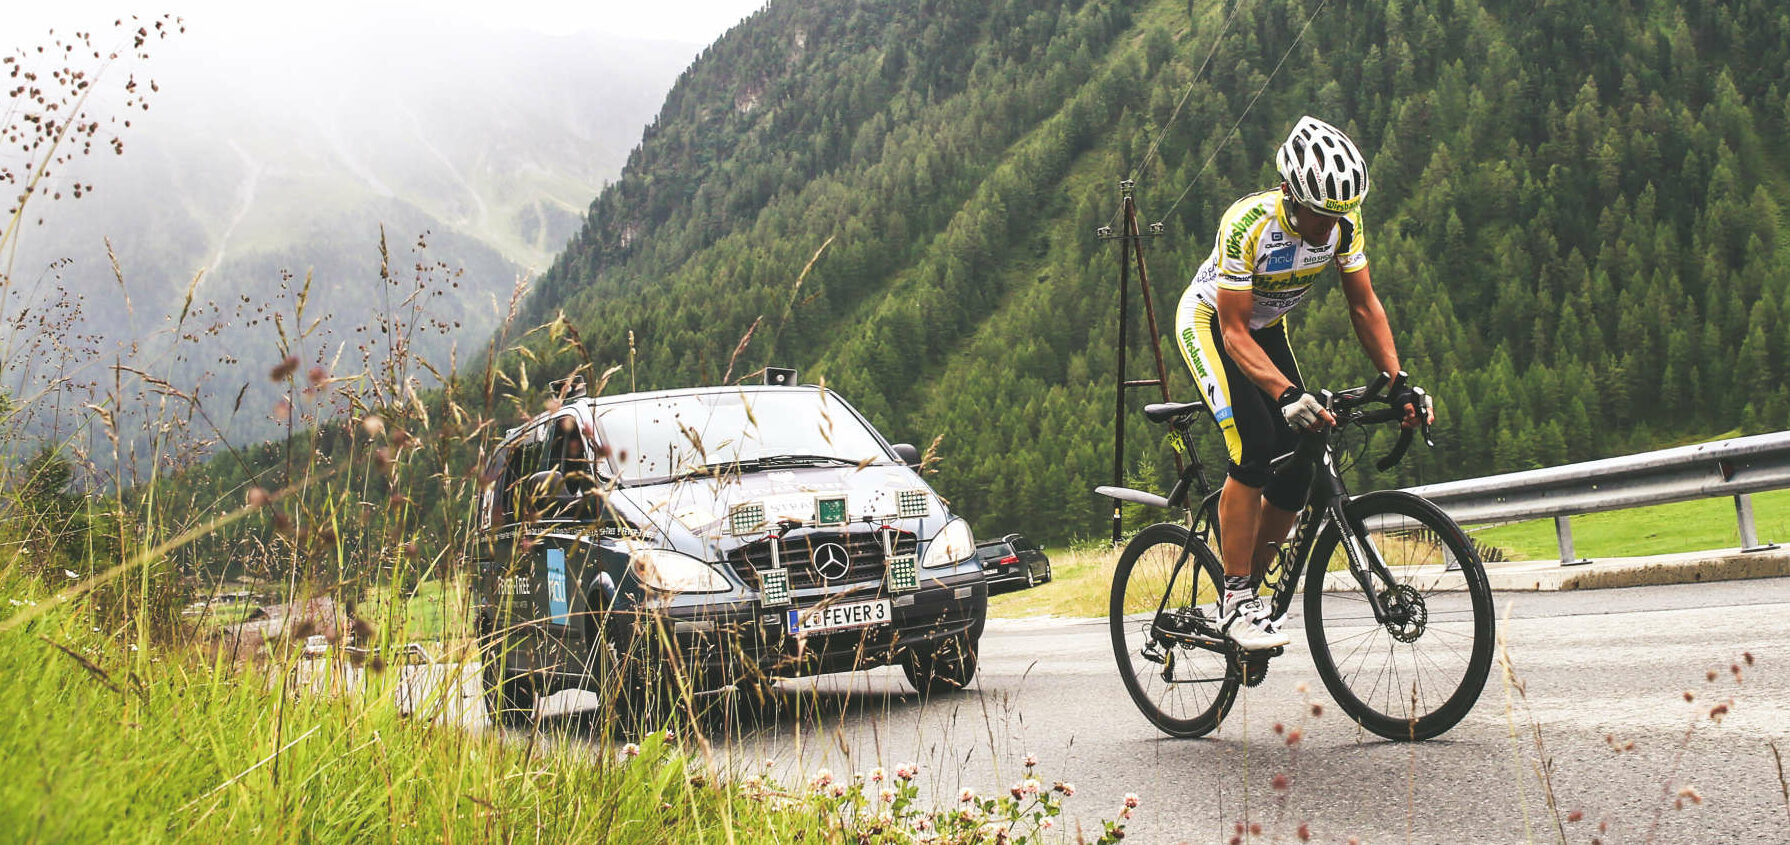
[812, 542, 852, 581]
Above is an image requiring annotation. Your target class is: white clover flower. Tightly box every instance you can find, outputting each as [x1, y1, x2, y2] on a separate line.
[1123, 793, 1140, 809]
[958, 787, 977, 803]
[1022, 778, 1042, 795]
[869, 766, 886, 782]
[880, 787, 897, 804]
[621, 743, 641, 759]
[895, 763, 918, 781]
[811, 768, 834, 790]
[1023, 752, 1038, 768]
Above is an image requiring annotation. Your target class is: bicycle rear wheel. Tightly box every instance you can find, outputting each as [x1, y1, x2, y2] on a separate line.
[1303, 491, 1495, 741]
[1110, 522, 1237, 737]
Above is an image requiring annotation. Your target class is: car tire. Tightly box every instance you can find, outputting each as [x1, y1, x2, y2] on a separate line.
[1025, 566, 1038, 588]
[901, 632, 979, 695]
[482, 653, 539, 727]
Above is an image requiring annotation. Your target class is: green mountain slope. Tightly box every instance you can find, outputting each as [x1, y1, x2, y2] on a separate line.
[521, 0, 1790, 545]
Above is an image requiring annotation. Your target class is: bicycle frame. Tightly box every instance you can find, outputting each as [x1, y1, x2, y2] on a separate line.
[1163, 397, 1412, 634]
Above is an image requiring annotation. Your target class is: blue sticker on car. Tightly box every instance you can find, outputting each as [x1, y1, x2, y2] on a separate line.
[546, 547, 570, 624]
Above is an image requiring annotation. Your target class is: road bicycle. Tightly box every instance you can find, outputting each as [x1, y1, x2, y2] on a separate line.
[1097, 373, 1494, 741]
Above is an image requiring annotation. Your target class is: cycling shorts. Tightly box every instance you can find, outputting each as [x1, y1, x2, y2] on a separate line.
[1174, 288, 1313, 511]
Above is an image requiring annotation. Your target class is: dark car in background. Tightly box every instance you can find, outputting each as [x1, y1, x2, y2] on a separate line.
[472, 375, 988, 724]
[976, 534, 1051, 593]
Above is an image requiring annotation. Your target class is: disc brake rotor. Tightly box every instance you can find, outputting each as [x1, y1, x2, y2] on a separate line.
[1378, 583, 1427, 643]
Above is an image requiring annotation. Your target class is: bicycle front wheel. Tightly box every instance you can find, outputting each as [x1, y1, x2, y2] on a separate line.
[1110, 522, 1237, 737]
[1303, 491, 1495, 741]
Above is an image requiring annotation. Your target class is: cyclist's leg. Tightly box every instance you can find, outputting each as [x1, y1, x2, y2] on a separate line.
[1175, 292, 1263, 581]
[1176, 296, 1288, 649]
[1254, 319, 1313, 578]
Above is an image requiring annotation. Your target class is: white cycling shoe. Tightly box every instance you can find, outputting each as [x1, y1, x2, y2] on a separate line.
[1223, 597, 1291, 651]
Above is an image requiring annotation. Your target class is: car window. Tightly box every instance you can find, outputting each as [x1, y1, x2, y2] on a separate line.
[979, 543, 1013, 559]
[593, 389, 891, 483]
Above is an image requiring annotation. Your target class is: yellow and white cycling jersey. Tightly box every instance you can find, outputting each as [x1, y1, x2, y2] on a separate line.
[1185, 189, 1368, 330]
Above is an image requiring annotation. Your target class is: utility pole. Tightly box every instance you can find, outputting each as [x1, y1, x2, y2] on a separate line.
[1095, 180, 1175, 546]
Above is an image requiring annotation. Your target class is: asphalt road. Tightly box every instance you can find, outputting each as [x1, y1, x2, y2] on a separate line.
[517, 579, 1789, 844]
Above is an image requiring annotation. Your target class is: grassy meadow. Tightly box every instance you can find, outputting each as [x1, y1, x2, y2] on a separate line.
[1469, 488, 1790, 561]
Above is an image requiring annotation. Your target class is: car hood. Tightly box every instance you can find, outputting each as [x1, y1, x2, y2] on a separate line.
[607, 463, 946, 560]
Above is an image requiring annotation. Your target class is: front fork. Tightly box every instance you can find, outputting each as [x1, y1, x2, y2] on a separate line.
[1310, 439, 1400, 624]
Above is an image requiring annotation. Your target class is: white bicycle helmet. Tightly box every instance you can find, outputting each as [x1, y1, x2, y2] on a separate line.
[1276, 116, 1369, 216]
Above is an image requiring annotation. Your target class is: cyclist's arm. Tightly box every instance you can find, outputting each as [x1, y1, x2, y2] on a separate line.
[1340, 266, 1431, 425]
[1339, 265, 1400, 376]
[1215, 287, 1299, 398]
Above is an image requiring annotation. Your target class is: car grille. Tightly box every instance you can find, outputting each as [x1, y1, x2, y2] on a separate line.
[728, 530, 917, 591]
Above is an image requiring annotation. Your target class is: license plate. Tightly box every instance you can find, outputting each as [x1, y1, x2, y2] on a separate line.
[788, 599, 892, 635]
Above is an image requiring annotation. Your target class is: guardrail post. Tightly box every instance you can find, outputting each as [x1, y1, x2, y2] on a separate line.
[1735, 493, 1779, 552]
[1555, 516, 1590, 565]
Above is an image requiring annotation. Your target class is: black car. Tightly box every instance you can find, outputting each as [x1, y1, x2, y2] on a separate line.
[976, 533, 1052, 593]
[471, 377, 988, 723]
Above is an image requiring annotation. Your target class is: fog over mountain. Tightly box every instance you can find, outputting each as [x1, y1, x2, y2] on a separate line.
[6, 17, 697, 450]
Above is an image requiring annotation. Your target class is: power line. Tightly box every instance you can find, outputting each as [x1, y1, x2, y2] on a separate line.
[1105, 0, 1250, 233]
[1155, 0, 1333, 227]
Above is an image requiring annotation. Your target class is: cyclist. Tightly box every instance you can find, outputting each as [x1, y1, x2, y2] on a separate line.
[1175, 115, 1433, 651]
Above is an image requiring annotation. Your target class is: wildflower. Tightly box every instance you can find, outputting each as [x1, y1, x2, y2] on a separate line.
[1023, 752, 1038, 768]
[1054, 781, 1076, 796]
[664, 729, 676, 741]
[1124, 793, 1140, 809]
[895, 763, 917, 781]
[912, 817, 934, 833]
[743, 774, 764, 790]
[868, 766, 885, 782]
[812, 768, 834, 790]
[1041, 818, 1054, 830]
[880, 787, 897, 804]
[959, 787, 977, 803]
[621, 743, 640, 759]
[829, 783, 848, 799]
[1022, 778, 1041, 795]
[1011, 783, 1024, 800]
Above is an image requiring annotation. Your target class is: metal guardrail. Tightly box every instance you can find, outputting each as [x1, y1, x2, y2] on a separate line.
[1401, 431, 1790, 563]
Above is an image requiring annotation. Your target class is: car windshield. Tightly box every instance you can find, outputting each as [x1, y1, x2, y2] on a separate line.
[593, 389, 892, 483]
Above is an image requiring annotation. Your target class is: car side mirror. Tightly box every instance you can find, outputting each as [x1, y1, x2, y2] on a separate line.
[520, 470, 566, 516]
[892, 443, 921, 468]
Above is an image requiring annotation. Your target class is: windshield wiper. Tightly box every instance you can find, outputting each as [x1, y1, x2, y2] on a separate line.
[712, 454, 860, 472]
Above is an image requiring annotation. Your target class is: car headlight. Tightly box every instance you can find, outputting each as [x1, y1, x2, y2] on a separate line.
[629, 548, 732, 594]
[921, 518, 977, 569]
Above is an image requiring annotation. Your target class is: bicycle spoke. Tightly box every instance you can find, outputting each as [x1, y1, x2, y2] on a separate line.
[1305, 492, 1495, 740]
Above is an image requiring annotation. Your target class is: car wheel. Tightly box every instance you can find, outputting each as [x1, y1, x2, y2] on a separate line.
[1043, 562, 1052, 583]
[1025, 566, 1038, 588]
[481, 646, 539, 727]
[902, 632, 979, 695]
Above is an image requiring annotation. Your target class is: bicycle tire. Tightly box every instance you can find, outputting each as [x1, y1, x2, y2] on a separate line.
[1303, 490, 1495, 741]
[1110, 522, 1238, 737]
